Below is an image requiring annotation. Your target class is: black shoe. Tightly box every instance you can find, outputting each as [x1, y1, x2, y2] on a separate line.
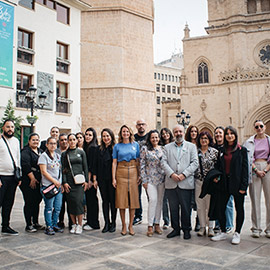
[2, 226, 19, 235]
[194, 217, 200, 232]
[33, 223, 45, 230]
[133, 217, 142, 226]
[102, 223, 110, 233]
[214, 226, 220, 233]
[167, 230, 180, 238]
[183, 230, 191, 240]
[57, 222, 65, 229]
[109, 223, 116, 233]
[25, 225, 37, 233]
[53, 226, 64, 233]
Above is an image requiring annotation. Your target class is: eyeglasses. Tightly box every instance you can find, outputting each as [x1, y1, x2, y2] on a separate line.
[48, 142, 57, 145]
[137, 123, 146, 126]
[255, 125, 264, 129]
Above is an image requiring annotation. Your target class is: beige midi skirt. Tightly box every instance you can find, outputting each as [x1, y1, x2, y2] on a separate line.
[115, 160, 140, 209]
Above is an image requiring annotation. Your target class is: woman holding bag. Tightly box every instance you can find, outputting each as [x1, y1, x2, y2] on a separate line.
[62, 133, 89, 234]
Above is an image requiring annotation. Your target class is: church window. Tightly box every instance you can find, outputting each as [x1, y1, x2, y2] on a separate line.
[198, 62, 209, 84]
[247, 0, 257, 14]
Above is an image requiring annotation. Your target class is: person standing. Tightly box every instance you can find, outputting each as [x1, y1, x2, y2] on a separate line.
[0, 120, 21, 235]
[40, 126, 60, 152]
[20, 133, 44, 232]
[141, 130, 165, 237]
[133, 119, 148, 225]
[244, 120, 270, 238]
[93, 128, 117, 233]
[161, 124, 199, 240]
[112, 125, 140, 236]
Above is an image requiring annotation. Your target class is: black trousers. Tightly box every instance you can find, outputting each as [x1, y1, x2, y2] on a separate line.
[20, 182, 42, 227]
[166, 187, 192, 232]
[85, 186, 100, 228]
[99, 180, 116, 225]
[218, 191, 245, 233]
[135, 183, 142, 219]
[58, 192, 72, 227]
[0, 175, 18, 228]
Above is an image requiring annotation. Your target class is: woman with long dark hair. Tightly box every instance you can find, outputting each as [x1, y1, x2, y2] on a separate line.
[83, 127, 100, 230]
[141, 130, 165, 237]
[62, 133, 89, 234]
[211, 126, 248, 245]
[93, 128, 117, 233]
[20, 133, 44, 232]
[112, 125, 140, 236]
[76, 132, 85, 150]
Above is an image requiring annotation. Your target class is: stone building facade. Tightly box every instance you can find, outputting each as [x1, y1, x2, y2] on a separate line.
[81, 0, 155, 135]
[178, 0, 270, 142]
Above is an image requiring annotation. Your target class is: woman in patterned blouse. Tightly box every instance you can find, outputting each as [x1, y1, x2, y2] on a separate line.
[140, 130, 165, 237]
[195, 131, 218, 237]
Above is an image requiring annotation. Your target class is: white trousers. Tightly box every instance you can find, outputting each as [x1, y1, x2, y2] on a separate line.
[147, 183, 165, 226]
[195, 180, 214, 228]
[249, 161, 270, 233]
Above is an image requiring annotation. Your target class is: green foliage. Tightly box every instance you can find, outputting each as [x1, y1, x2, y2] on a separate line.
[1, 99, 23, 140]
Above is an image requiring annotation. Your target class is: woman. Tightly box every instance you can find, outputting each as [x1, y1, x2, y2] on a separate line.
[244, 120, 270, 238]
[195, 132, 218, 237]
[112, 125, 140, 236]
[76, 132, 84, 150]
[62, 133, 89, 234]
[38, 137, 62, 235]
[141, 130, 165, 237]
[211, 126, 248, 245]
[93, 128, 116, 233]
[83, 127, 100, 230]
[160, 127, 173, 229]
[213, 126, 234, 234]
[20, 133, 43, 232]
[185, 125, 200, 232]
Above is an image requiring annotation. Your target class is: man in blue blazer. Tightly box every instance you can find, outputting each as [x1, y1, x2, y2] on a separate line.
[162, 124, 198, 239]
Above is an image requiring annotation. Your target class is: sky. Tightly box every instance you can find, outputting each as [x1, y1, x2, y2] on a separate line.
[153, 0, 208, 64]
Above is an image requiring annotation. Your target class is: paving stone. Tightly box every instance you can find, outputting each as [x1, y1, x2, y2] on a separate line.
[88, 260, 142, 270]
[248, 243, 270, 258]
[0, 234, 43, 249]
[0, 250, 26, 268]
[0, 260, 53, 270]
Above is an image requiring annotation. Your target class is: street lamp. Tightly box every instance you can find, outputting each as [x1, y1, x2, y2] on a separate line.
[176, 109, 191, 130]
[18, 85, 47, 133]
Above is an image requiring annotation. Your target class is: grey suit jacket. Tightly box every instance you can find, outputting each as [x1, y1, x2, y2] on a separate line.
[161, 140, 199, 190]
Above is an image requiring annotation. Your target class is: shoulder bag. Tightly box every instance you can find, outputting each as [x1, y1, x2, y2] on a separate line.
[67, 153, 85, 184]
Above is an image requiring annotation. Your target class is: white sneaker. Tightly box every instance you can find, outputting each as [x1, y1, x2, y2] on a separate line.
[70, 224, 77, 234]
[75, 225, 82, 234]
[83, 224, 92, 231]
[251, 231, 260, 238]
[197, 227, 206, 236]
[211, 232, 227, 241]
[231, 232, 240, 245]
[265, 231, 270, 238]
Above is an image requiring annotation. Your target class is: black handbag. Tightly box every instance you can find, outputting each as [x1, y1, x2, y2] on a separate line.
[42, 183, 60, 199]
[2, 136, 21, 182]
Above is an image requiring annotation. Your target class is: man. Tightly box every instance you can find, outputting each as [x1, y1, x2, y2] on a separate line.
[0, 120, 21, 235]
[133, 119, 148, 225]
[40, 126, 60, 151]
[55, 133, 68, 155]
[161, 124, 198, 240]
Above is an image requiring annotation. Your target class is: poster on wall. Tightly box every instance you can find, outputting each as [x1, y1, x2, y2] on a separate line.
[0, 1, 14, 88]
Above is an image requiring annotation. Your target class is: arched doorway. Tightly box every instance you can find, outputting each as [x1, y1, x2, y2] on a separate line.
[199, 127, 213, 137]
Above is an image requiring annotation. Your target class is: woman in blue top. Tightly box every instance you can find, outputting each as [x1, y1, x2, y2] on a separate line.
[112, 125, 140, 236]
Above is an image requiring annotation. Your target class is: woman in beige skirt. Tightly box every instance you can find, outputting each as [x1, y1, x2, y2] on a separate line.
[112, 125, 140, 236]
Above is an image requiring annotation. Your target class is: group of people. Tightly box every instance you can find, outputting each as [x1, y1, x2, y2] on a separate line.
[0, 118, 269, 245]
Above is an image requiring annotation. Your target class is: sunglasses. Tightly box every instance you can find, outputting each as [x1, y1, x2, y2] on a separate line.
[255, 125, 264, 129]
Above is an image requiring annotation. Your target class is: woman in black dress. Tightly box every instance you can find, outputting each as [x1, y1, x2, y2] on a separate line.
[93, 128, 116, 233]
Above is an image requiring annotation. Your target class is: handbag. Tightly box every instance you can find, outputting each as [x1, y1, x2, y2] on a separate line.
[67, 153, 85, 184]
[2, 136, 21, 182]
[42, 183, 60, 199]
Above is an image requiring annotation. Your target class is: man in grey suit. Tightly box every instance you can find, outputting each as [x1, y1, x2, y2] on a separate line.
[162, 124, 198, 239]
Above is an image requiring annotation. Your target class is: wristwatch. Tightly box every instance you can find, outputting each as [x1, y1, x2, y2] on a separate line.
[263, 169, 268, 173]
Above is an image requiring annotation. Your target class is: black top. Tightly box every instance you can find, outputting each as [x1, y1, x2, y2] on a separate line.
[93, 146, 113, 183]
[21, 145, 43, 184]
[40, 140, 59, 152]
[87, 145, 98, 182]
[134, 132, 148, 149]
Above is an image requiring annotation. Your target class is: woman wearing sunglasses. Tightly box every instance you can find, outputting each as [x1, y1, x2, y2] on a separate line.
[244, 120, 270, 238]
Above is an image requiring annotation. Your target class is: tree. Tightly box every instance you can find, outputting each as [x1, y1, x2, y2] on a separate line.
[1, 99, 23, 140]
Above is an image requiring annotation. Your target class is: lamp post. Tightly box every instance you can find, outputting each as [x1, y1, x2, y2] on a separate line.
[18, 85, 47, 133]
[176, 109, 191, 130]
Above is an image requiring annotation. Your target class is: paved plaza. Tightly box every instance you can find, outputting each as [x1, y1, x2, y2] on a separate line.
[0, 189, 270, 270]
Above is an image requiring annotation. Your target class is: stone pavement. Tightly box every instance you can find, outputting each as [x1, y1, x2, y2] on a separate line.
[1, 189, 270, 270]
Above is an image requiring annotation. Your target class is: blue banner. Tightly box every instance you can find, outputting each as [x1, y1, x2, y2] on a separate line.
[0, 1, 14, 88]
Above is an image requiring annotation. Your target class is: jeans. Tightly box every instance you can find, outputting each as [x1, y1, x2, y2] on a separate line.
[215, 195, 234, 228]
[41, 187, 62, 228]
[135, 183, 142, 219]
[162, 189, 170, 225]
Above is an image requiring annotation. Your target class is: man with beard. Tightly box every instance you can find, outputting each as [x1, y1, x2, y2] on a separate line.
[133, 119, 148, 225]
[0, 120, 21, 235]
[161, 124, 198, 240]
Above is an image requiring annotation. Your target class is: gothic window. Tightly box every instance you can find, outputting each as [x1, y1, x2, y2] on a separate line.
[198, 62, 209, 84]
[247, 0, 257, 14]
[261, 0, 270, 12]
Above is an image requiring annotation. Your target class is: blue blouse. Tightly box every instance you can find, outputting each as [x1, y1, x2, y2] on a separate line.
[112, 142, 140, 162]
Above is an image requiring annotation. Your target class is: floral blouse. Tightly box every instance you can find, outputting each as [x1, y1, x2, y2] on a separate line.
[140, 145, 165, 185]
[195, 146, 218, 181]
